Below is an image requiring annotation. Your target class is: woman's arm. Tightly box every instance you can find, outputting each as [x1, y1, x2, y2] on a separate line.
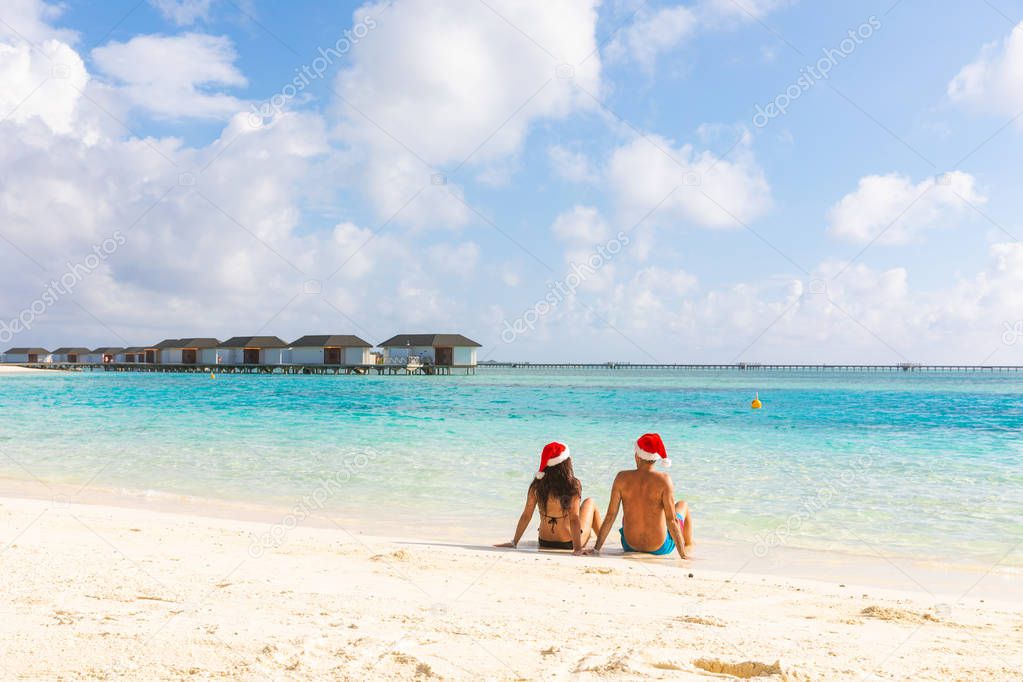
[495, 487, 537, 548]
[568, 495, 583, 555]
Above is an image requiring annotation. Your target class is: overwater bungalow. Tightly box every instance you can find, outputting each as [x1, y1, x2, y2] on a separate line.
[118, 347, 147, 363]
[51, 347, 91, 363]
[3, 347, 50, 363]
[87, 347, 123, 364]
[378, 334, 481, 367]
[218, 336, 289, 365]
[289, 335, 373, 365]
[154, 338, 221, 365]
[152, 339, 183, 364]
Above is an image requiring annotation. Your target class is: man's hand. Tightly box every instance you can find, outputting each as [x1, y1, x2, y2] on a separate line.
[578, 547, 600, 556]
[494, 542, 516, 548]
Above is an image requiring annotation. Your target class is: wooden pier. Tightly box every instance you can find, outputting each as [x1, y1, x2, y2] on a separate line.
[15, 362, 477, 375]
[11, 361, 1023, 374]
[479, 362, 1023, 372]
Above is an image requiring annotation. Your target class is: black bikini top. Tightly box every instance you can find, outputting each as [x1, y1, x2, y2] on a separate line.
[539, 507, 567, 532]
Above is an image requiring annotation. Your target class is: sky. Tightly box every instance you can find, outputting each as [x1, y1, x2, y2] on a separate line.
[1, 0, 1023, 364]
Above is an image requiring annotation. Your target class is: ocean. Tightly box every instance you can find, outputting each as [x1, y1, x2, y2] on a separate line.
[1, 368, 1021, 566]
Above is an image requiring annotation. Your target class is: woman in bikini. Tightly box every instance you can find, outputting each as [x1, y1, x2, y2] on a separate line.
[495, 442, 601, 554]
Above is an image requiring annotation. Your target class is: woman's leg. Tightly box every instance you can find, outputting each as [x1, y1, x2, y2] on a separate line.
[675, 500, 693, 548]
[579, 497, 601, 546]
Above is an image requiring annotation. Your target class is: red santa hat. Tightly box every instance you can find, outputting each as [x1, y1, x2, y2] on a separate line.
[535, 441, 570, 479]
[635, 433, 671, 467]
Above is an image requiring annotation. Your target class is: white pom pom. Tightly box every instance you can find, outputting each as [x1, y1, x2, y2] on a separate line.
[663, 458, 672, 468]
[535, 471, 545, 479]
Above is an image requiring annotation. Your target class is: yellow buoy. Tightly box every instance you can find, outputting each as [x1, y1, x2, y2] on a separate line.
[751, 392, 762, 409]
[210, 372, 216, 379]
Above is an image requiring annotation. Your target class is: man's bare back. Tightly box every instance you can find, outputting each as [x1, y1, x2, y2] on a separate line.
[591, 434, 693, 560]
[616, 469, 682, 551]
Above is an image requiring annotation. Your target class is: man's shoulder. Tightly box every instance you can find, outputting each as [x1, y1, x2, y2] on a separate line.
[632, 469, 674, 487]
[652, 470, 675, 487]
[612, 470, 635, 486]
[615, 469, 670, 484]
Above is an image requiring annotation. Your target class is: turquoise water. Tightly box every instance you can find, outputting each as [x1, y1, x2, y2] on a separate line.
[1, 368, 1021, 565]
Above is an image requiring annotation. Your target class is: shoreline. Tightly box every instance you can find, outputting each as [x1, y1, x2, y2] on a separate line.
[1, 474, 1019, 604]
[0, 364, 69, 375]
[1, 493, 1020, 679]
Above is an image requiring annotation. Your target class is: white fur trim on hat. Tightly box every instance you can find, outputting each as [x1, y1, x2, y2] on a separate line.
[635, 444, 671, 467]
[546, 450, 570, 468]
[535, 447, 570, 479]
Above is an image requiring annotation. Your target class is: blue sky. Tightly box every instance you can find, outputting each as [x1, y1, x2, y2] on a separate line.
[2, 0, 1022, 363]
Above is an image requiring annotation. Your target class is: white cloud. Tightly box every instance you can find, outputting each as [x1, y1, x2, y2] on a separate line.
[552, 205, 609, 244]
[92, 33, 246, 119]
[548, 144, 599, 183]
[0, 0, 77, 45]
[549, 206, 620, 293]
[606, 5, 697, 71]
[606, 0, 791, 70]
[0, 2, 92, 138]
[427, 241, 480, 277]
[0, 40, 88, 134]
[607, 132, 772, 229]
[1, 110, 324, 321]
[333, 0, 601, 227]
[826, 172, 985, 245]
[948, 22, 1023, 121]
[337, 0, 600, 163]
[698, 0, 792, 24]
[990, 241, 1023, 274]
[149, 0, 215, 26]
[506, 241, 1023, 364]
[0, 98, 476, 346]
[359, 158, 471, 230]
[326, 222, 376, 280]
[616, 266, 698, 324]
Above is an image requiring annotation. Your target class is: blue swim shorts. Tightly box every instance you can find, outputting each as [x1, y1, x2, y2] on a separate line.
[620, 513, 684, 555]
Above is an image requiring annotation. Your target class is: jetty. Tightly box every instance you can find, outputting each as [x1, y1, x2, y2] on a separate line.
[480, 362, 1023, 372]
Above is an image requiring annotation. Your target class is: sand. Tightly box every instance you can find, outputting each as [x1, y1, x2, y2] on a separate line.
[1, 494, 1020, 680]
[0, 364, 65, 374]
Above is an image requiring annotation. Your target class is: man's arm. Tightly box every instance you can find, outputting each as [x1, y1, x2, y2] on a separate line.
[661, 479, 687, 560]
[495, 488, 537, 548]
[591, 475, 622, 553]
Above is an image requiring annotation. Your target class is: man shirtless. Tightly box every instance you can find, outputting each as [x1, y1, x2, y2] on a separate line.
[591, 433, 693, 560]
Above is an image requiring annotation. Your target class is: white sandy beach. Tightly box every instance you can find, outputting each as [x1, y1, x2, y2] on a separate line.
[1, 491, 1020, 681]
[0, 364, 65, 374]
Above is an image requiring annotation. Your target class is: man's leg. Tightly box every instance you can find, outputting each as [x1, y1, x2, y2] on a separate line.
[675, 500, 693, 547]
[580, 497, 601, 546]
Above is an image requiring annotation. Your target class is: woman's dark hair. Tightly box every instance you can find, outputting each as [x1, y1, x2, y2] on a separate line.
[530, 459, 582, 513]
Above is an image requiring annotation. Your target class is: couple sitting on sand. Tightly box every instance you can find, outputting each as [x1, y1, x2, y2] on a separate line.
[496, 434, 693, 560]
